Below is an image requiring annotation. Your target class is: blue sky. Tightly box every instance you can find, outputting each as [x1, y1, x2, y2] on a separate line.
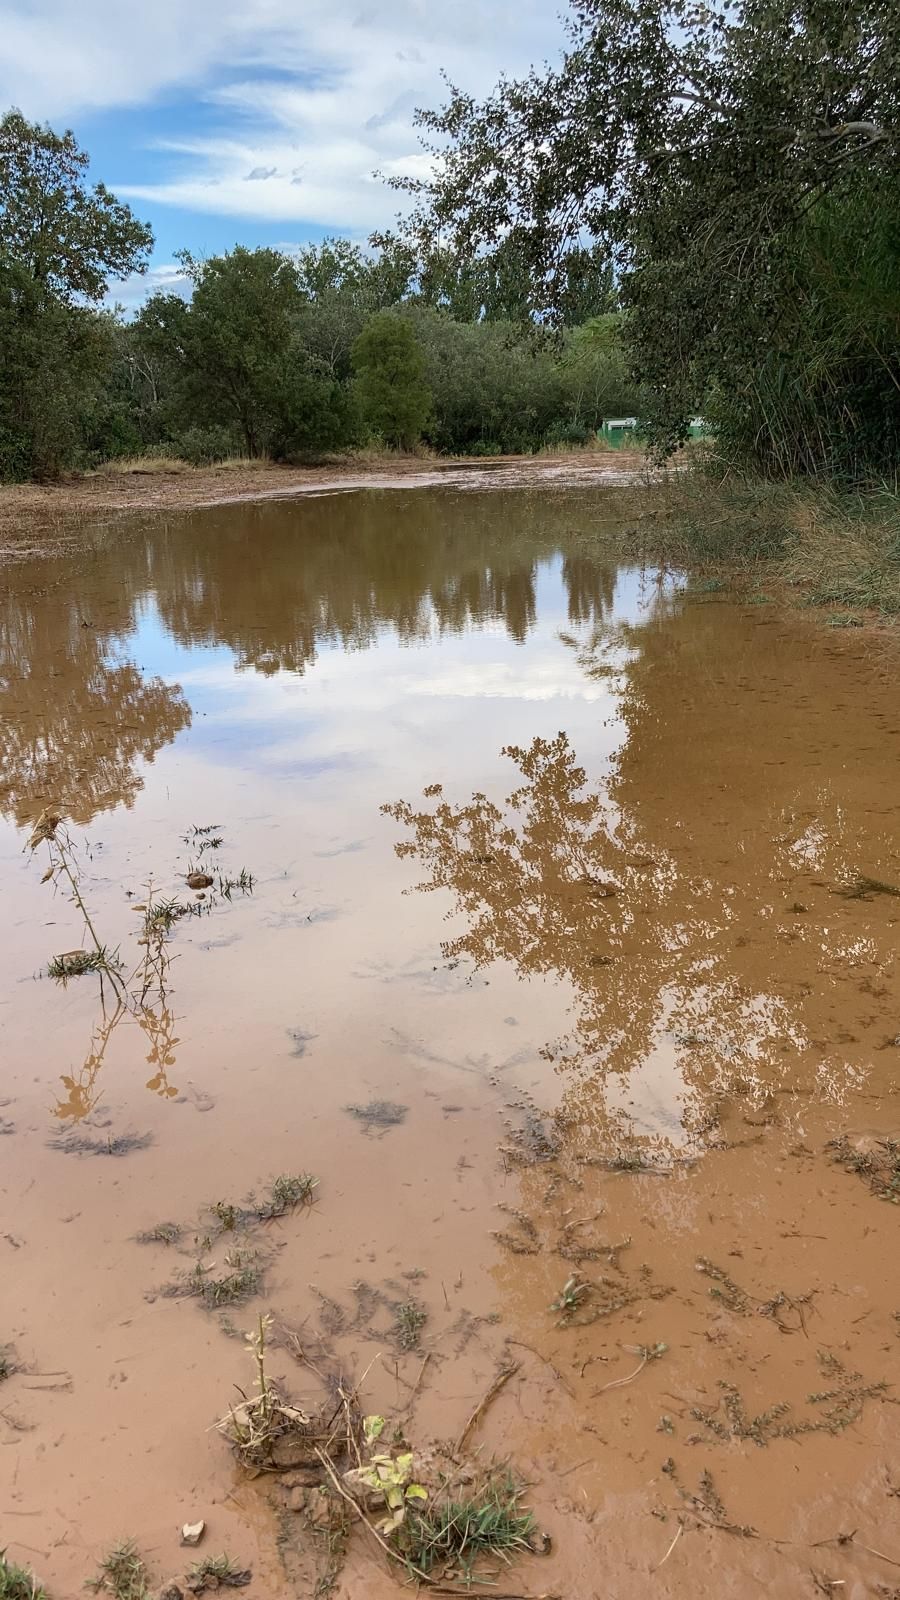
[2, 2, 568, 306]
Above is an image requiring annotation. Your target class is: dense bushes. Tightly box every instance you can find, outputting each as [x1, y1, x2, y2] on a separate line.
[0, 106, 641, 480]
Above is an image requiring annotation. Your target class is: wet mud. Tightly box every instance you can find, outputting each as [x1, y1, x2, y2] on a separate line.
[1, 485, 898, 1599]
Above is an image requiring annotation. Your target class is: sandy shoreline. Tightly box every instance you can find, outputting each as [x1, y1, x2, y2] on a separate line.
[0, 450, 648, 558]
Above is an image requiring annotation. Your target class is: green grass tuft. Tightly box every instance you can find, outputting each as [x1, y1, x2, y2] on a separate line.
[0, 1550, 48, 1600]
[404, 1471, 536, 1579]
[186, 1554, 251, 1591]
[86, 1540, 149, 1600]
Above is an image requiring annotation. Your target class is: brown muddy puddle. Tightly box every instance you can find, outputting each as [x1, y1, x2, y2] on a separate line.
[1, 486, 899, 1600]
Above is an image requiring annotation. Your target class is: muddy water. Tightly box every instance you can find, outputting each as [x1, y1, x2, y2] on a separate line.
[1, 486, 899, 1600]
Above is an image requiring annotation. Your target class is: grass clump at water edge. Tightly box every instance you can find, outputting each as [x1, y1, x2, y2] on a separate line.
[86, 1540, 149, 1600]
[186, 1555, 251, 1591]
[628, 469, 900, 618]
[0, 1551, 49, 1600]
[403, 1469, 537, 1581]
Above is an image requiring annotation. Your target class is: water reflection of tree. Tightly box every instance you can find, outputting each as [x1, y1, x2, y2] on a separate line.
[384, 591, 899, 1152]
[0, 559, 190, 826]
[150, 489, 621, 675]
[384, 731, 808, 1152]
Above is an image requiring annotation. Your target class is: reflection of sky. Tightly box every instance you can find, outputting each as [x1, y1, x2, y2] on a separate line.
[123, 556, 657, 784]
[0, 533, 712, 1153]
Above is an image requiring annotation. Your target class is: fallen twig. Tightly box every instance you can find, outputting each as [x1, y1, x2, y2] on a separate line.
[654, 1521, 684, 1571]
[811, 1531, 900, 1569]
[595, 1354, 650, 1394]
[455, 1363, 519, 1455]
[404, 1352, 432, 1410]
[506, 1340, 576, 1398]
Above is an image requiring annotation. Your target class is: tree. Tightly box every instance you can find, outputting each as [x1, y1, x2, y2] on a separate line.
[394, 1, 900, 473]
[351, 314, 431, 448]
[0, 109, 152, 478]
[135, 248, 354, 459]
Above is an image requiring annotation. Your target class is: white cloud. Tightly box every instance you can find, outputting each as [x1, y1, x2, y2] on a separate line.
[0, 1, 567, 233]
[110, 261, 191, 310]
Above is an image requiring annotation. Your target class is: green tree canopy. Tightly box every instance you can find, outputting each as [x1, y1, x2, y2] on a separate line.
[0, 109, 153, 478]
[0, 108, 152, 301]
[135, 247, 353, 458]
[351, 313, 431, 448]
[394, 1, 900, 472]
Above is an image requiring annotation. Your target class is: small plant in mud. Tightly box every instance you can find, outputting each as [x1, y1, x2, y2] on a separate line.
[142, 897, 193, 935]
[203, 1175, 317, 1235]
[827, 1135, 900, 1202]
[218, 869, 254, 900]
[47, 946, 121, 981]
[550, 1274, 591, 1319]
[87, 1540, 149, 1600]
[404, 1470, 536, 1581]
[0, 1346, 17, 1383]
[135, 1222, 182, 1246]
[49, 1129, 153, 1158]
[691, 1352, 889, 1446]
[218, 1314, 328, 1471]
[0, 1551, 49, 1600]
[179, 1250, 263, 1309]
[345, 1417, 429, 1535]
[210, 1200, 243, 1232]
[185, 1554, 251, 1592]
[28, 811, 127, 998]
[392, 1300, 427, 1351]
[255, 1174, 317, 1220]
[344, 1100, 408, 1134]
[342, 1436, 537, 1584]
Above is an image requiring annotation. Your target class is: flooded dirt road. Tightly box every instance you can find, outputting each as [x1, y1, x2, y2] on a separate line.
[2, 485, 898, 1599]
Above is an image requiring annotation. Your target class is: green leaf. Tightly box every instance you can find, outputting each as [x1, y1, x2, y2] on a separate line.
[363, 1414, 385, 1444]
[405, 1483, 428, 1502]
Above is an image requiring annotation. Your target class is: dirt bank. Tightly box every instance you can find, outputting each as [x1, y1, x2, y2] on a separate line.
[0, 450, 647, 559]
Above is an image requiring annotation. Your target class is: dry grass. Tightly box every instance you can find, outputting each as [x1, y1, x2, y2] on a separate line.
[628, 470, 900, 618]
[92, 454, 194, 476]
[91, 453, 273, 477]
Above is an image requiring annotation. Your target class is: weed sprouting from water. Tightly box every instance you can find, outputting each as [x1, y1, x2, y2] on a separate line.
[0, 1348, 15, 1383]
[0, 1551, 49, 1600]
[255, 1174, 317, 1220]
[47, 946, 122, 981]
[218, 1314, 314, 1469]
[826, 611, 864, 628]
[135, 1222, 182, 1246]
[828, 1135, 900, 1201]
[832, 874, 900, 901]
[210, 1200, 243, 1232]
[344, 1101, 407, 1134]
[142, 897, 193, 935]
[86, 1540, 149, 1600]
[28, 811, 127, 999]
[49, 1129, 153, 1157]
[219, 868, 254, 900]
[178, 1250, 264, 1309]
[186, 1555, 251, 1591]
[691, 1352, 889, 1446]
[402, 1470, 536, 1580]
[392, 1300, 427, 1351]
[550, 1274, 591, 1319]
